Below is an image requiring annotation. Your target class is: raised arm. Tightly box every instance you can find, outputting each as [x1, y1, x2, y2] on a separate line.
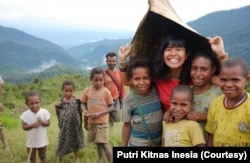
[208, 36, 229, 85]
[208, 36, 228, 62]
[118, 44, 133, 86]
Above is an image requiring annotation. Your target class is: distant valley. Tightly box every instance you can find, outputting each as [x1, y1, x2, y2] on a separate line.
[0, 5, 249, 83]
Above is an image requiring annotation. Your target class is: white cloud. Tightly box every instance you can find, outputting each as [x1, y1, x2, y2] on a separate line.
[0, 0, 249, 30]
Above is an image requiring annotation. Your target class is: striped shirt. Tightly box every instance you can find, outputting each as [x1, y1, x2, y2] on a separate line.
[122, 85, 163, 146]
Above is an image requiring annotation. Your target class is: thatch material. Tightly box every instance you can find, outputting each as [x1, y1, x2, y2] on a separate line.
[129, 0, 212, 61]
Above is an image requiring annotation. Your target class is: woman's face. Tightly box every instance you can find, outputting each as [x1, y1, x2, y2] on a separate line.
[163, 43, 187, 69]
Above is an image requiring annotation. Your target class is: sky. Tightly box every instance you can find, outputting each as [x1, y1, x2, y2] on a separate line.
[0, 0, 250, 31]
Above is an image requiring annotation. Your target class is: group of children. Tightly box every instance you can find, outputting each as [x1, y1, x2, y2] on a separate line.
[19, 68, 114, 163]
[121, 53, 250, 147]
[118, 35, 250, 147]
[2, 34, 248, 163]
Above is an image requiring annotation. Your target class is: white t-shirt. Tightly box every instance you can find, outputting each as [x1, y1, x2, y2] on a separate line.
[20, 108, 51, 148]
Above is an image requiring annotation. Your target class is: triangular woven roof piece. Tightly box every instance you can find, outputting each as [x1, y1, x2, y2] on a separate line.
[130, 0, 212, 60]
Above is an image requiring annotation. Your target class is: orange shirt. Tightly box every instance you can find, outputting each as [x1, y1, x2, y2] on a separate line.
[81, 86, 113, 124]
[104, 69, 125, 100]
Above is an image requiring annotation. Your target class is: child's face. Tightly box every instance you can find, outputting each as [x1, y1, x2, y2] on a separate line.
[191, 56, 215, 87]
[163, 44, 186, 69]
[219, 65, 249, 100]
[170, 91, 193, 122]
[26, 95, 41, 113]
[130, 67, 151, 95]
[62, 85, 74, 99]
[91, 73, 104, 89]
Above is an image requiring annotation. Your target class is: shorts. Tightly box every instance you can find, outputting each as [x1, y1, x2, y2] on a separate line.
[87, 123, 109, 143]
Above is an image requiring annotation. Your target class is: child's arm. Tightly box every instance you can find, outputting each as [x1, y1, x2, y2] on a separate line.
[37, 118, 50, 127]
[0, 103, 3, 113]
[22, 120, 40, 130]
[194, 143, 206, 147]
[122, 122, 131, 147]
[81, 103, 89, 130]
[207, 133, 214, 147]
[55, 101, 61, 120]
[90, 104, 113, 118]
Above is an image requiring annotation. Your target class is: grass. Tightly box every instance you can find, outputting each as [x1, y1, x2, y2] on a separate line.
[0, 103, 123, 163]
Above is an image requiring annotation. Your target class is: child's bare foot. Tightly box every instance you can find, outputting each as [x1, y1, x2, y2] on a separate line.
[74, 157, 80, 163]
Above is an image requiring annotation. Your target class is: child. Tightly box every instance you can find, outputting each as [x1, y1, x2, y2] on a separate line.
[122, 58, 163, 147]
[186, 51, 223, 141]
[20, 91, 51, 163]
[55, 80, 84, 163]
[162, 85, 206, 147]
[0, 103, 9, 151]
[81, 67, 113, 163]
[205, 58, 250, 146]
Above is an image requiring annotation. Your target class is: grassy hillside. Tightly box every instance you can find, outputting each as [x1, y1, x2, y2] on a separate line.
[0, 74, 122, 162]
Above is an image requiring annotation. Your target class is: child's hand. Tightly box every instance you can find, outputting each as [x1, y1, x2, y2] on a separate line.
[55, 101, 62, 108]
[84, 123, 88, 130]
[83, 110, 91, 117]
[89, 112, 101, 118]
[37, 117, 43, 124]
[163, 110, 174, 123]
[32, 121, 40, 128]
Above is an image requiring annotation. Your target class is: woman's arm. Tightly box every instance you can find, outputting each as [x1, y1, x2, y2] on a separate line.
[208, 36, 228, 86]
[118, 44, 133, 86]
[208, 36, 228, 61]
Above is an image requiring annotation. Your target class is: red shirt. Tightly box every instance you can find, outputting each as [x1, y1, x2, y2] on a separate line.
[156, 79, 180, 112]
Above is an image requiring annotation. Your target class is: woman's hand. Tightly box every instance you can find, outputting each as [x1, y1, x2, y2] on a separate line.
[118, 44, 133, 61]
[207, 36, 227, 57]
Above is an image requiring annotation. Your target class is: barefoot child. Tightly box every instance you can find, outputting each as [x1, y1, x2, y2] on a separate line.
[81, 67, 113, 163]
[20, 91, 51, 163]
[55, 80, 84, 163]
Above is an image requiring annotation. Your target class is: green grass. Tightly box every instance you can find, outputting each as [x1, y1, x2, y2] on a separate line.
[0, 104, 123, 163]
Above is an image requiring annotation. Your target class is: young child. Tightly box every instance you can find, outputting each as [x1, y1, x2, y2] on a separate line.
[162, 85, 206, 147]
[55, 80, 84, 163]
[122, 58, 163, 147]
[20, 91, 51, 163]
[186, 51, 223, 142]
[81, 67, 113, 163]
[205, 58, 250, 146]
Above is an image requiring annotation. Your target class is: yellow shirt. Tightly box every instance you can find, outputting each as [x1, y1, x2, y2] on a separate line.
[205, 93, 250, 146]
[162, 119, 205, 147]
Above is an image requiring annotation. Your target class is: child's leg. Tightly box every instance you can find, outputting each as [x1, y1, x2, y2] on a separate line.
[38, 146, 48, 163]
[55, 156, 62, 163]
[96, 143, 104, 163]
[102, 143, 112, 163]
[0, 127, 9, 150]
[74, 149, 80, 162]
[27, 147, 36, 163]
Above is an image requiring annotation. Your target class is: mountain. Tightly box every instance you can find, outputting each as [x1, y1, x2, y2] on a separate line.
[67, 6, 250, 69]
[0, 25, 81, 80]
[67, 38, 132, 69]
[187, 5, 250, 63]
[0, 6, 249, 83]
